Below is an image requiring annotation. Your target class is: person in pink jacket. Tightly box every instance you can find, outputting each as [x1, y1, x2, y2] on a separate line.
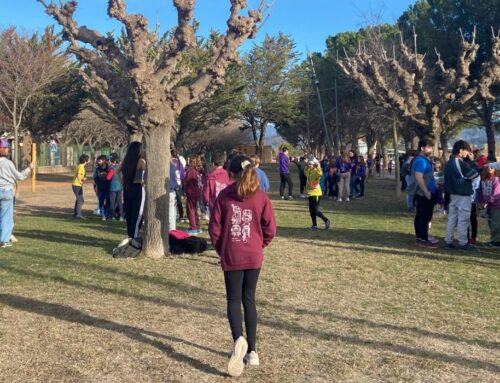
[479, 164, 500, 247]
[202, 153, 231, 215]
[208, 155, 276, 378]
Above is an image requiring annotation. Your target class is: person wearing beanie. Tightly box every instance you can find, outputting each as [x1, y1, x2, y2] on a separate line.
[208, 155, 276, 377]
[0, 139, 34, 247]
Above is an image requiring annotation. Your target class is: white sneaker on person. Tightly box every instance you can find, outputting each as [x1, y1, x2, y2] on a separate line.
[10, 235, 18, 243]
[427, 235, 439, 245]
[228, 336, 248, 377]
[345, 198, 350, 202]
[337, 198, 342, 202]
[244, 351, 260, 366]
[93, 208, 101, 216]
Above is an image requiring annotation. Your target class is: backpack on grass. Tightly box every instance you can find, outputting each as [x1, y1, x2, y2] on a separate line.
[112, 237, 142, 258]
[169, 230, 208, 255]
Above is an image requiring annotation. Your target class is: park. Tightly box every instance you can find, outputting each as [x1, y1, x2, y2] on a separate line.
[0, 1, 499, 382]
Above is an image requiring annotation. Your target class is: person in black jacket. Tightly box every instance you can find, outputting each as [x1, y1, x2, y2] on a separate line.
[443, 140, 479, 251]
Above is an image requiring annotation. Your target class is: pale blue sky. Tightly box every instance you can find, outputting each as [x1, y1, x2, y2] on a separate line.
[0, 0, 416, 54]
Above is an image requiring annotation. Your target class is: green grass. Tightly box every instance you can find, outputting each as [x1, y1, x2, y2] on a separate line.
[0, 168, 499, 382]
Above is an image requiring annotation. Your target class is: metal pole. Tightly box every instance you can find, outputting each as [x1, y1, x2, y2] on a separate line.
[308, 54, 333, 155]
[334, 79, 340, 155]
[306, 93, 310, 152]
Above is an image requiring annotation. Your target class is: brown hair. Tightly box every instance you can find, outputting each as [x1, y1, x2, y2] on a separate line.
[341, 151, 350, 163]
[229, 155, 260, 198]
[481, 166, 494, 181]
[188, 156, 203, 171]
[249, 154, 261, 166]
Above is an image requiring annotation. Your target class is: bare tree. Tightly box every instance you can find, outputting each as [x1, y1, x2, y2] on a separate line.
[38, 0, 267, 258]
[338, 29, 500, 153]
[0, 27, 67, 166]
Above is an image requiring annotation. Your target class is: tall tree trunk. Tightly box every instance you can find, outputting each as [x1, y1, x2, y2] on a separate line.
[440, 133, 449, 161]
[482, 99, 496, 158]
[392, 120, 401, 197]
[257, 124, 267, 156]
[142, 125, 171, 258]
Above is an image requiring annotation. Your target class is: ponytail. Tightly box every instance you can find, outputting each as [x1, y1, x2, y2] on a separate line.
[229, 155, 261, 198]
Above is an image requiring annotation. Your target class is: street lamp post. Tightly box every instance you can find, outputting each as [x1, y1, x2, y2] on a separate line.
[308, 53, 333, 155]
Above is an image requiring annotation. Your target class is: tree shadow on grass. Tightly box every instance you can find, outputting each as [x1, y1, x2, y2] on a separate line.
[1, 264, 498, 373]
[278, 226, 500, 261]
[14, 229, 118, 252]
[0, 293, 227, 377]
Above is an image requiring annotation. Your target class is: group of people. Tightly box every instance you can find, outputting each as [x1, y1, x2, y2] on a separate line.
[406, 138, 500, 250]
[278, 147, 368, 202]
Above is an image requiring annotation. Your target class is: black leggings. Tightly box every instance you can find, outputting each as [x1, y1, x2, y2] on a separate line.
[308, 196, 328, 227]
[414, 194, 436, 241]
[124, 183, 145, 238]
[175, 188, 184, 219]
[224, 269, 260, 352]
[468, 203, 477, 240]
[279, 173, 293, 197]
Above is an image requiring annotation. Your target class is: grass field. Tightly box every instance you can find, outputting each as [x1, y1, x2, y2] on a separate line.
[0, 167, 499, 382]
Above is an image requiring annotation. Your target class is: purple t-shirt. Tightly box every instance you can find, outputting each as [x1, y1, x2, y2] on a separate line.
[278, 152, 290, 174]
[336, 158, 352, 173]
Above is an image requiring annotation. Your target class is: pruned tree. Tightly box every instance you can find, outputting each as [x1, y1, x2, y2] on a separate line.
[38, 0, 267, 258]
[241, 33, 301, 155]
[337, 28, 500, 154]
[0, 26, 67, 166]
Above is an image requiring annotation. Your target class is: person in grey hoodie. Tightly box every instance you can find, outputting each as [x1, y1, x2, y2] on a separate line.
[278, 147, 293, 200]
[444, 140, 479, 251]
[0, 139, 33, 247]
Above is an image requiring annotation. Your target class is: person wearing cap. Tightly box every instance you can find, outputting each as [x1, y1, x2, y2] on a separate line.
[0, 138, 34, 247]
[304, 156, 331, 231]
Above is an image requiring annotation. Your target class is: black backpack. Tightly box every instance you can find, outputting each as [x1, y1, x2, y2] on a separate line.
[169, 234, 208, 255]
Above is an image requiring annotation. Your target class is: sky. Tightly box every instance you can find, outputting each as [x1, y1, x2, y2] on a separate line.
[0, 0, 416, 55]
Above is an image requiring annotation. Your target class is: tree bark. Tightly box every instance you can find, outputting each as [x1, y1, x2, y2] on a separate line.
[482, 99, 496, 158]
[392, 119, 401, 197]
[142, 124, 171, 258]
[257, 123, 267, 156]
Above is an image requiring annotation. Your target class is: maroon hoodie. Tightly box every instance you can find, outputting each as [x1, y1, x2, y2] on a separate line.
[183, 167, 202, 199]
[208, 183, 276, 271]
[202, 167, 232, 209]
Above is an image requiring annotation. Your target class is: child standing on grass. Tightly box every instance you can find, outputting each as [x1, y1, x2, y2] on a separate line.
[203, 153, 232, 213]
[250, 155, 270, 192]
[305, 157, 331, 231]
[72, 154, 89, 219]
[479, 165, 500, 247]
[108, 153, 124, 221]
[208, 155, 276, 378]
[93, 155, 113, 221]
[183, 156, 203, 235]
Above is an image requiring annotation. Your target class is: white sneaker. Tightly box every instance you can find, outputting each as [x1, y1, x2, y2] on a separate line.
[244, 351, 260, 366]
[337, 198, 342, 202]
[345, 198, 350, 202]
[10, 235, 18, 243]
[228, 336, 248, 377]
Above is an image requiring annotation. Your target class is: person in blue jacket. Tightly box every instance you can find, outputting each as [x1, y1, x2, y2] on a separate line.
[250, 155, 270, 192]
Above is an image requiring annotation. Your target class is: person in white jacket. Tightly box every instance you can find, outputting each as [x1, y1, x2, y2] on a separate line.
[0, 139, 34, 247]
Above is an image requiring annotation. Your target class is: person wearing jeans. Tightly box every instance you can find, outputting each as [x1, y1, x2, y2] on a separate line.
[412, 138, 439, 248]
[444, 140, 479, 251]
[0, 138, 33, 247]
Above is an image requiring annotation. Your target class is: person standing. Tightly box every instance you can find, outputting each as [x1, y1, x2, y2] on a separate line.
[0, 139, 33, 247]
[278, 147, 293, 200]
[119, 142, 146, 239]
[478, 164, 500, 247]
[412, 138, 439, 248]
[203, 153, 232, 212]
[336, 151, 352, 202]
[444, 140, 479, 251]
[93, 155, 113, 221]
[171, 148, 186, 223]
[250, 155, 270, 192]
[208, 155, 276, 378]
[108, 153, 124, 221]
[72, 154, 89, 219]
[354, 156, 367, 198]
[183, 156, 203, 235]
[304, 157, 331, 230]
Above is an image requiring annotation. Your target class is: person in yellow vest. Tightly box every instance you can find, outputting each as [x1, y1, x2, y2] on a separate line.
[304, 157, 331, 231]
[72, 154, 90, 219]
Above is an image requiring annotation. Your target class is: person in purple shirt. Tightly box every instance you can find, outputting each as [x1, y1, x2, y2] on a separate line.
[349, 150, 359, 198]
[278, 147, 293, 200]
[336, 151, 352, 202]
[354, 156, 367, 198]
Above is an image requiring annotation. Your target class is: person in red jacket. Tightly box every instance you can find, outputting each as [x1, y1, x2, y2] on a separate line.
[208, 155, 276, 378]
[183, 156, 203, 235]
[203, 153, 231, 215]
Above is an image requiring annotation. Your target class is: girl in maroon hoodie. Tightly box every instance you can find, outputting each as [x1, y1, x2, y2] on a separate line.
[202, 153, 231, 215]
[183, 156, 203, 234]
[209, 155, 276, 378]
